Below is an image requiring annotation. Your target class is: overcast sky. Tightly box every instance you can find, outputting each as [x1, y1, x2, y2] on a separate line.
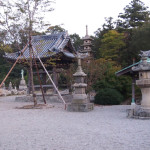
[48, 0, 150, 37]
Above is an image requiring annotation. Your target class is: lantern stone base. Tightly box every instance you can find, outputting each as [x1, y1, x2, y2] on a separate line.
[67, 102, 94, 112]
[19, 79, 27, 91]
[127, 105, 150, 119]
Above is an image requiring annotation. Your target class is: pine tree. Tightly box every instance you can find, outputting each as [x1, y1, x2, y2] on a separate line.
[118, 0, 150, 28]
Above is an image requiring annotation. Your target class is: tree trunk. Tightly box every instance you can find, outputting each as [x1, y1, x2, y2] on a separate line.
[27, 67, 31, 94]
[29, 40, 37, 106]
[28, 16, 37, 106]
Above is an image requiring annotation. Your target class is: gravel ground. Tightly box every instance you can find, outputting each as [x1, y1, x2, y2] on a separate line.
[0, 96, 150, 150]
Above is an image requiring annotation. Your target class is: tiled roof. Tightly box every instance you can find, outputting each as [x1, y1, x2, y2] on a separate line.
[4, 32, 76, 60]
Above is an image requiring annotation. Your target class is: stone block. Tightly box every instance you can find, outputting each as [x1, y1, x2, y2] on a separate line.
[127, 105, 150, 119]
[72, 99, 88, 104]
[127, 109, 133, 118]
[0, 89, 11, 96]
[19, 79, 27, 91]
[66, 103, 94, 112]
[73, 94, 87, 100]
[15, 94, 73, 103]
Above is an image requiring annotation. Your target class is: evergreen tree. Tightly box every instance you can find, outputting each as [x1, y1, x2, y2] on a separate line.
[118, 0, 150, 28]
[92, 17, 116, 58]
[46, 25, 65, 34]
[70, 33, 82, 51]
[129, 22, 150, 61]
[102, 17, 115, 31]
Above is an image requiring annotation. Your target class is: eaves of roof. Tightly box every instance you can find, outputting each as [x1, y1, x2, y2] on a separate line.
[115, 61, 140, 76]
[3, 32, 76, 60]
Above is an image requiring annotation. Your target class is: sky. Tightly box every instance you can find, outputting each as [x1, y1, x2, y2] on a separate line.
[48, 0, 150, 37]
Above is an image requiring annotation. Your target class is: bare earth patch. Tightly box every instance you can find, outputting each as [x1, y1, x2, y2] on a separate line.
[16, 104, 54, 109]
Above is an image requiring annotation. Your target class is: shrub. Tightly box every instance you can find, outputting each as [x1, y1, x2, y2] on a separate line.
[94, 88, 123, 105]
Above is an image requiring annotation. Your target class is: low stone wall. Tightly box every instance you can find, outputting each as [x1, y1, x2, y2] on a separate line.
[15, 94, 73, 103]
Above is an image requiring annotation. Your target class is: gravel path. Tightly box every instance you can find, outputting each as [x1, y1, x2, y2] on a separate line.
[0, 96, 150, 150]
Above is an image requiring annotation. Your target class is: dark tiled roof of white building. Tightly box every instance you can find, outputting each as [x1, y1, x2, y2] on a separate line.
[4, 32, 76, 60]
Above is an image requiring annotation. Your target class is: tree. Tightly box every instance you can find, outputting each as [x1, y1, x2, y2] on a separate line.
[93, 60, 132, 100]
[99, 30, 126, 63]
[129, 22, 150, 60]
[70, 33, 82, 51]
[82, 58, 108, 93]
[92, 17, 116, 59]
[46, 25, 65, 34]
[0, 0, 54, 106]
[114, 0, 150, 66]
[118, 0, 150, 28]
[92, 28, 103, 59]
[0, 0, 54, 46]
[102, 17, 115, 31]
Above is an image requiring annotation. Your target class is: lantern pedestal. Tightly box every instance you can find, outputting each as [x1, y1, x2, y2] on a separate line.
[67, 54, 94, 112]
[128, 51, 150, 119]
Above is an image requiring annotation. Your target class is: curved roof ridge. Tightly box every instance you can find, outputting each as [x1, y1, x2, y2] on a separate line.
[3, 31, 76, 60]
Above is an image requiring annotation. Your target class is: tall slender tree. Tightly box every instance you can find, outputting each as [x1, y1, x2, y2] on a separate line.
[0, 0, 54, 106]
[129, 22, 150, 60]
[118, 0, 150, 28]
[70, 33, 82, 51]
[0, 0, 54, 45]
[102, 17, 115, 31]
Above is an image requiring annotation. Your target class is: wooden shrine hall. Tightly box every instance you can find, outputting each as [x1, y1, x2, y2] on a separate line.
[4, 32, 77, 94]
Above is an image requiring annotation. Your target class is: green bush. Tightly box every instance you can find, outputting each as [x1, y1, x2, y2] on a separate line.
[94, 88, 123, 105]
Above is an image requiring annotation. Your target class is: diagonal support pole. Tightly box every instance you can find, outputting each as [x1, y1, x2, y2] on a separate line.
[31, 46, 46, 104]
[32, 47, 66, 109]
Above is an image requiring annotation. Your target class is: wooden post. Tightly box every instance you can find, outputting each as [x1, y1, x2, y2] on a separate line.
[53, 67, 58, 94]
[131, 76, 136, 104]
[27, 68, 31, 94]
[43, 72, 47, 93]
[37, 56, 66, 105]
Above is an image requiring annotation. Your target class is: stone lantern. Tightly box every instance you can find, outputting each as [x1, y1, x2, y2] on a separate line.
[19, 69, 27, 91]
[132, 50, 150, 118]
[67, 53, 94, 112]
